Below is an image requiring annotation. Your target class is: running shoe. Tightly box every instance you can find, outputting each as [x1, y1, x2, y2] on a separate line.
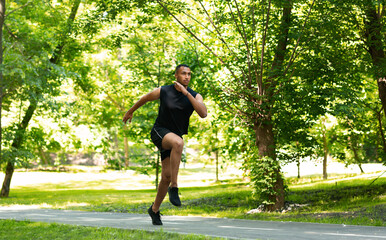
[148, 204, 162, 225]
[168, 187, 181, 206]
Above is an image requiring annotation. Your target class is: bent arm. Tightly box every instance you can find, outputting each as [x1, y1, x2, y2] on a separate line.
[187, 93, 207, 118]
[122, 88, 160, 124]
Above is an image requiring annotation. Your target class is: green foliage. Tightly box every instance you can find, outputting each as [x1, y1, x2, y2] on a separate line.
[331, 76, 386, 165]
[1, 125, 33, 169]
[2, 0, 385, 212]
[243, 147, 287, 205]
[1, 0, 88, 169]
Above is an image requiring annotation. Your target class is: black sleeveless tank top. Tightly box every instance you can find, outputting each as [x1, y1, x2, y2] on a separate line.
[154, 84, 198, 136]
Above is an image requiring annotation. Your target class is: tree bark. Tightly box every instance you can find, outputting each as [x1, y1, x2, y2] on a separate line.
[124, 132, 129, 167]
[255, 121, 285, 211]
[215, 150, 219, 182]
[50, 0, 81, 65]
[1, 97, 38, 197]
[38, 147, 49, 165]
[323, 131, 328, 180]
[376, 108, 386, 153]
[0, 0, 5, 185]
[363, 4, 386, 119]
[254, 1, 292, 211]
[350, 136, 365, 174]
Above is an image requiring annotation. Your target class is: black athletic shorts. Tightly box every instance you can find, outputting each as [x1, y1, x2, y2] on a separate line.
[150, 126, 177, 161]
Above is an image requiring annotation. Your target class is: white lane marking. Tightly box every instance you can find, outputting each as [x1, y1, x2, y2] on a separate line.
[219, 225, 278, 231]
[306, 232, 386, 239]
[161, 222, 183, 225]
[322, 232, 386, 239]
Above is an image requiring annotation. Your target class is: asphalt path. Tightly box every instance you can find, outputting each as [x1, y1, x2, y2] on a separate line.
[0, 206, 385, 240]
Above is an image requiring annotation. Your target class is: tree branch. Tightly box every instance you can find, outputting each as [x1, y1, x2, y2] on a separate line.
[259, 0, 272, 95]
[50, 0, 81, 64]
[106, 92, 125, 111]
[3, 23, 17, 40]
[228, 0, 254, 86]
[380, 4, 386, 19]
[189, 42, 259, 120]
[156, 0, 242, 84]
[250, 2, 260, 85]
[283, 0, 315, 76]
[4, 1, 33, 19]
[132, 32, 156, 79]
[156, 0, 224, 63]
[196, 0, 238, 63]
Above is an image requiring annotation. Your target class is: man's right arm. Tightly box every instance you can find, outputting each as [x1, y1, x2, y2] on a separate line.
[122, 87, 161, 124]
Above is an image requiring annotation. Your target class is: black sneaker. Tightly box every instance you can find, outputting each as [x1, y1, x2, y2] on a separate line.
[168, 187, 181, 206]
[148, 205, 162, 225]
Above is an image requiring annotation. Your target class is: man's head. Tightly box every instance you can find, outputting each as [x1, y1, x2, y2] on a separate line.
[175, 64, 191, 87]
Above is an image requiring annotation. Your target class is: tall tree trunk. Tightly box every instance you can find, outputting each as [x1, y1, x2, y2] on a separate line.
[255, 121, 285, 211]
[215, 129, 219, 182]
[215, 150, 219, 182]
[38, 147, 49, 165]
[254, 1, 292, 211]
[50, 0, 81, 65]
[376, 107, 386, 153]
[0, 0, 5, 186]
[1, 97, 38, 197]
[323, 131, 328, 179]
[296, 141, 300, 178]
[1, 0, 81, 197]
[350, 136, 365, 174]
[363, 4, 386, 119]
[124, 132, 129, 167]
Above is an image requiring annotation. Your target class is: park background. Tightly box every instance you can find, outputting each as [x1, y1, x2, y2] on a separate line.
[0, 0, 385, 235]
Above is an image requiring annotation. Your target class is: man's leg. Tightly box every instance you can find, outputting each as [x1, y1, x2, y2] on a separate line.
[152, 157, 171, 213]
[161, 132, 184, 188]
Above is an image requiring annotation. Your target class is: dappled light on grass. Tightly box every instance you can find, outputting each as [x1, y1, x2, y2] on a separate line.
[1, 168, 384, 226]
[7, 170, 156, 190]
[5, 164, 245, 191]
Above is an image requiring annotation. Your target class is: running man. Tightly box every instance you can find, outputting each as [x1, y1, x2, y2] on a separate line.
[122, 64, 207, 225]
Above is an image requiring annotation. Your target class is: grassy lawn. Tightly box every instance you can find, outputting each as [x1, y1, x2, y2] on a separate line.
[0, 219, 224, 240]
[1, 169, 384, 227]
[0, 168, 384, 239]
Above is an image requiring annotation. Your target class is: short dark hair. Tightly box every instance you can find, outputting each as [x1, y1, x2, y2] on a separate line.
[175, 64, 190, 74]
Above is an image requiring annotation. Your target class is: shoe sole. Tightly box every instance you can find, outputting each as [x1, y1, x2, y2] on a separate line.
[148, 207, 162, 225]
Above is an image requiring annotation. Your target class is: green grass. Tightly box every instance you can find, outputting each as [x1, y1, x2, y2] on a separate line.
[1, 170, 385, 228]
[0, 219, 224, 240]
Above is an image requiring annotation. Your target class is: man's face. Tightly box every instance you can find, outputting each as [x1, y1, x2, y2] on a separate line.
[175, 66, 191, 87]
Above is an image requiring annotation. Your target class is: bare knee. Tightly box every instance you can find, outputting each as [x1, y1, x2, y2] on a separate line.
[161, 172, 171, 184]
[161, 176, 171, 185]
[172, 138, 184, 152]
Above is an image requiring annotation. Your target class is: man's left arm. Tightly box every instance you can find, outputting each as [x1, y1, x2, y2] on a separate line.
[174, 81, 207, 118]
[187, 92, 207, 118]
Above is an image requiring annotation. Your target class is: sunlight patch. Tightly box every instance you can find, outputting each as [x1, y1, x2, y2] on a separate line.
[62, 202, 89, 207]
[0, 204, 52, 210]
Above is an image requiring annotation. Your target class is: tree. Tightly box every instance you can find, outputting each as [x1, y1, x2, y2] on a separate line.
[322, 0, 386, 161]
[332, 75, 385, 169]
[309, 115, 338, 179]
[362, 1, 386, 120]
[155, 0, 321, 210]
[1, 0, 81, 197]
[0, 0, 5, 183]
